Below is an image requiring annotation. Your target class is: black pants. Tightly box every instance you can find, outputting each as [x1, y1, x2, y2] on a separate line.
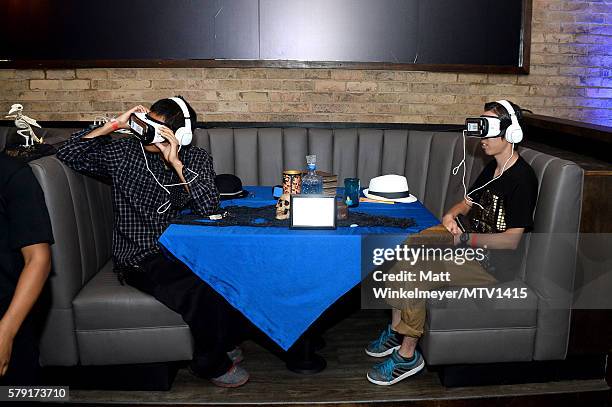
[124, 254, 249, 378]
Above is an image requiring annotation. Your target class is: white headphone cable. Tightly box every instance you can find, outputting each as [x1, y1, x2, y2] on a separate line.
[452, 131, 515, 210]
[452, 130, 471, 207]
[139, 142, 199, 214]
[466, 142, 514, 208]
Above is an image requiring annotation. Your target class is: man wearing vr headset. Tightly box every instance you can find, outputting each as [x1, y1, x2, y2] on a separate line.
[57, 97, 251, 388]
[366, 100, 538, 386]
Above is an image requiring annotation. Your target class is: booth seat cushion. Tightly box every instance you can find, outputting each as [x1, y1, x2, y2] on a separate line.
[425, 280, 538, 331]
[72, 261, 193, 365]
[421, 280, 538, 365]
[73, 261, 187, 330]
[421, 325, 536, 365]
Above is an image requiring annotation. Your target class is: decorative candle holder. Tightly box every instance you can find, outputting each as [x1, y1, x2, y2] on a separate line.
[282, 170, 302, 195]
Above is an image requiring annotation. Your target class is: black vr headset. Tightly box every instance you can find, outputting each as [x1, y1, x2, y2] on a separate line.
[128, 112, 167, 145]
[127, 97, 193, 146]
[464, 99, 523, 143]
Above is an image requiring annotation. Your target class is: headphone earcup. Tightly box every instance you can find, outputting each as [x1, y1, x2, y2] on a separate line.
[505, 124, 523, 144]
[175, 127, 192, 146]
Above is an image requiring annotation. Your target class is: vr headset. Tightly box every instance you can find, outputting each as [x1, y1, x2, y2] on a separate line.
[128, 112, 166, 145]
[464, 99, 523, 143]
[128, 97, 193, 146]
[465, 116, 503, 138]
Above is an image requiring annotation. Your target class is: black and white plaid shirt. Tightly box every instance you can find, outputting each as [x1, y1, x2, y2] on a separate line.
[57, 127, 220, 268]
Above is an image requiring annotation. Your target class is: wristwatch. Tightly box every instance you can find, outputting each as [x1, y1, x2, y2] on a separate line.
[459, 231, 470, 246]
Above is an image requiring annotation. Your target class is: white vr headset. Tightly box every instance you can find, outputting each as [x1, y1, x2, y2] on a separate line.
[128, 97, 193, 146]
[464, 99, 523, 144]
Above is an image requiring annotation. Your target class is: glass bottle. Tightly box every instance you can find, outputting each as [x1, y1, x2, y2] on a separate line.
[301, 155, 324, 194]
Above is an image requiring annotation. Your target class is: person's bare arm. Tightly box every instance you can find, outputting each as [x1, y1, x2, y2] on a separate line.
[442, 200, 472, 236]
[0, 243, 51, 376]
[82, 105, 147, 139]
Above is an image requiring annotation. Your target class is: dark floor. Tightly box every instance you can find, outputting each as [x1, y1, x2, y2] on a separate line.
[68, 310, 610, 406]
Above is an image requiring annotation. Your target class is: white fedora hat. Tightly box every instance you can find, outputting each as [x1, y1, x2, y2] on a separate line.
[363, 174, 417, 203]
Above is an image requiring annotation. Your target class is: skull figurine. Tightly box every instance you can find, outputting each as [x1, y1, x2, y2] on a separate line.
[275, 193, 291, 220]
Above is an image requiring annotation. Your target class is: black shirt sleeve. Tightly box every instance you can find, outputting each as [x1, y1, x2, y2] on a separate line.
[179, 147, 220, 216]
[6, 166, 54, 250]
[56, 127, 116, 179]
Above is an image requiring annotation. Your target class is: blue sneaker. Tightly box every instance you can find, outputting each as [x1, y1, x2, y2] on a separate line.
[367, 349, 425, 386]
[365, 324, 402, 357]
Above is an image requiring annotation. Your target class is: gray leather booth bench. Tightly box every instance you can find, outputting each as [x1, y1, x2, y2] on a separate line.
[0, 125, 584, 376]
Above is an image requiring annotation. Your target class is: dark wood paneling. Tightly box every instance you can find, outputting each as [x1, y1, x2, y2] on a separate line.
[569, 310, 612, 355]
[0, 58, 531, 74]
[524, 114, 612, 163]
[580, 175, 612, 234]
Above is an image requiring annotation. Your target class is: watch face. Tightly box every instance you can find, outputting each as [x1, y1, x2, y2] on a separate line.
[460, 232, 469, 243]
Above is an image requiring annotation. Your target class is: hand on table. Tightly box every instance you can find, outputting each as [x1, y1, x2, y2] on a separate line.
[442, 214, 461, 236]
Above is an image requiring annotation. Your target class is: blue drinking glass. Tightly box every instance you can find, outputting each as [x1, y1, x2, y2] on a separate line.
[343, 178, 360, 208]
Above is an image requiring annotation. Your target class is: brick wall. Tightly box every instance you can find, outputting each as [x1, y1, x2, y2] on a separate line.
[1, 0, 610, 126]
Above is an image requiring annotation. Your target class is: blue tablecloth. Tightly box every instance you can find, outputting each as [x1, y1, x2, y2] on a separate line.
[159, 186, 439, 350]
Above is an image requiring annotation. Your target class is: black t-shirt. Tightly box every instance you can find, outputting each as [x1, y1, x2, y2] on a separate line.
[0, 154, 54, 302]
[466, 155, 538, 281]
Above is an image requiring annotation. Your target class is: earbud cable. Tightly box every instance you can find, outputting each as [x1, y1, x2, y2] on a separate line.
[139, 142, 199, 214]
[453, 131, 515, 210]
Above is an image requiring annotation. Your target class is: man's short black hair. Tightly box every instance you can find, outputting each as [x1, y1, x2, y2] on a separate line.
[484, 100, 524, 131]
[149, 96, 197, 133]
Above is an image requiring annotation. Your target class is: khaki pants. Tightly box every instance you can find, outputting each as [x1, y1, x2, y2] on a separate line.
[385, 258, 497, 339]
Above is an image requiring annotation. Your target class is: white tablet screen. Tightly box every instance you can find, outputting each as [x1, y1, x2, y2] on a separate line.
[291, 196, 336, 228]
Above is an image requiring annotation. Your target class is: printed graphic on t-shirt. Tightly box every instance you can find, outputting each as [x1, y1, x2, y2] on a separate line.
[468, 189, 507, 233]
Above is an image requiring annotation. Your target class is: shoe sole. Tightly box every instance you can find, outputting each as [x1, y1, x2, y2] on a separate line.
[190, 365, 249, 388]
[364, 345, 401, 358]
[366, 360, 425, 386]
[210, 375, 249, 388]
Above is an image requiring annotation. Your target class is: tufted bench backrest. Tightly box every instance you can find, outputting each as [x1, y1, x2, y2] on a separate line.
[193, 128, 490, 219]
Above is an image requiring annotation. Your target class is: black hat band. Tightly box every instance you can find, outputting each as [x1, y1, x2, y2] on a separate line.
[368, 190, 410, 199]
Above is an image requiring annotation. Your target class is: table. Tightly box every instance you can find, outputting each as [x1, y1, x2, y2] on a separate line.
[159, 186, 445, 369]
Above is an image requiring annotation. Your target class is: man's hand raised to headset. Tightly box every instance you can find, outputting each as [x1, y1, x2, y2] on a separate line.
[83, 105, 148, 139]
[156, 126, 182, 169]
[115, 105, 148, 129]
[156, 126, 190, 191]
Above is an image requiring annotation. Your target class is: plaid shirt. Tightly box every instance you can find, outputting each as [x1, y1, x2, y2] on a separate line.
[56, 127, 220, 268]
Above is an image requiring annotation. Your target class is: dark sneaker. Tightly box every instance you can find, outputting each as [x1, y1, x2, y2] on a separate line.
[210, 364, 250, 388]
[367, 349, 425, 386]
[227, 346, 244, 364]
[365, 324, 402, 357]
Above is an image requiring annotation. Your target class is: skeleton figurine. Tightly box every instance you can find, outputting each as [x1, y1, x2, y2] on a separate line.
[275, 193, 291, 220]
[5, 104, 42, 147]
